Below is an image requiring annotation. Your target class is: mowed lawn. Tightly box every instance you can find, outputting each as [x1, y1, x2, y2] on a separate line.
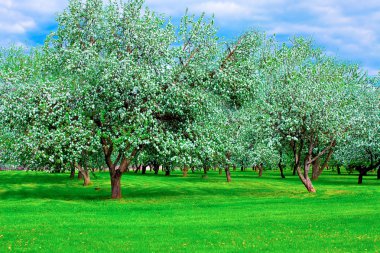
[0, 169, 379, 252]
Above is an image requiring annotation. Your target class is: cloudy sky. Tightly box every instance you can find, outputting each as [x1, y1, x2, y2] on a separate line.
[0, 0, 379, 75]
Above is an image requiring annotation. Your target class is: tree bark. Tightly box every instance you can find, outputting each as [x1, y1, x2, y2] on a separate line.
[78, 170, 83, 180]
[70, 167, 75, 179]
[258, 163, 263, 177]
[232, 164, 236, 171]
[110, 169, 122, 199]
[377, 167, 380, 180]
[153, 162, 159, 175]
[337, 165, 341, 175]
[225, 166, 231, 182]
[183, 166, 189, 177]
[165, 166, 170, 176]
[218, 168, 223, 175]
[142, 165, 147, 175]
[311, 158, 321, 180]
[75, 164, 91, 186]
[296, 165, 316, 192]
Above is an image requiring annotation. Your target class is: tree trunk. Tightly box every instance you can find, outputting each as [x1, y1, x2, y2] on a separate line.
[218, 168, 223, 175]
[358, 170, 364, 184]
[78, 171, 83, 180]
[241, 165, 244, 172]
[134, 165, 141, 173]
[292, 165, 296, 176]
[165, 166, 170, 176]
[232, 164, 236, 171]
[183, 166, 189, 177]
[75, 164, 91, 186]
[311, 158, 321, 180]
[70, 168, 75, 179]
[203, 164, 208, 175]
[337, 165, 341, 175]
[377, 167, 380, 180]
[82, 171, 91, 186]
[153, 162, 159, 175]
[258, 163, 263, 177]
[278, 153, 285, 179]
[110, 170, 122, 199]
[142, 165, 147, 175]
[296, 163, 316, 193]
[225, 166, 231, 182]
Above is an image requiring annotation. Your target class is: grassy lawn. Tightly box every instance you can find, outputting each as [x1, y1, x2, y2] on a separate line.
[0, 169, 379, 252]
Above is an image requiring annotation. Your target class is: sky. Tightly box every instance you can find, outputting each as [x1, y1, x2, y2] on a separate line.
[0, 0, 379, 75]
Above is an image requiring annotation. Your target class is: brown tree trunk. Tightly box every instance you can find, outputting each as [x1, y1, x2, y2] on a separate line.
[110, 169, 122, 199]
[218, 168, 223, 175]
[75, 164, 91, 186]
[358, 170, 364, 184]
[142, 165, 147, 175]
[311, 158, 321, 180]
[153, 162, 159, 175]
[258, 163, 263, 177]
[203, 164, 208, 175]
[337, 165, 341, 175]
[165, 166, 170, 176]
[241, 165, 244, 172]
[225, 166, 231, 182]
[296, 162, 316, 193]
[232, 164, 236, 171]
[82, 171, 91, 186]
[70, 168, 75, 179]
[134, 165, 141, 173]
[377, 167, 380, 180]
[78, 171, 83, 180]
[183, 166, 189, 177]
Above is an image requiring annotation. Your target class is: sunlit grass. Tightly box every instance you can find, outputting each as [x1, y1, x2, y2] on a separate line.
[0, 169, 379, 252]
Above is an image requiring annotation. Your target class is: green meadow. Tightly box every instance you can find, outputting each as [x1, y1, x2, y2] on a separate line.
[0, 170, 379, 252]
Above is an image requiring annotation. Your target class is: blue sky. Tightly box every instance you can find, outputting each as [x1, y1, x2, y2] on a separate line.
[0, 0, 379, 75]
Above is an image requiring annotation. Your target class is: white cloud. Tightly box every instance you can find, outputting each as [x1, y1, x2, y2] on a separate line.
[190, 1, 251, 19]
[0, 0, 378, 74]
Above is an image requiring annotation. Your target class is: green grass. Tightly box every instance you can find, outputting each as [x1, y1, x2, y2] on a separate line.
[0, 169, 379, 252]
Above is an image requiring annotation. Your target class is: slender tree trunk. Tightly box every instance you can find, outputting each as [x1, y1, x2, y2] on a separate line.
[183, 166, 189, 177]
[296, 162, 316, 192]
[225, 165, 231, 182]
[377, 167, 380, 180]
[218, 168, 223, 175]
[358, 170, 365, 184]
[241, 165, 244, 172]
[278, 151, 285, 179]
[78, 171, 83, 180]
[110, 169, 122, 199]
[75, 164, 91, 186]
[202, 164, 208, 178]
[337, 165, 341, 175]
[232, 164, 236, 171]
[153, 162, 159, 175]
[165, 166, 170, 176]
[258, 163, 263, 177]
[311, 158, 321, 180]
[142, 165, 147, 175]
[82, 171, 91, 186]
[134, 165, 141, 173]
[70, 167, 75, 179]
[203, 164, 208, 175]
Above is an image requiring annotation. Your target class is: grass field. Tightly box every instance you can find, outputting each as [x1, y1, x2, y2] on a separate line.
[0, 169, 379, 252]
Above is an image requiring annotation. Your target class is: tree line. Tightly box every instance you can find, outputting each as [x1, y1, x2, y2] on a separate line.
[0, 0, 379, 198]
